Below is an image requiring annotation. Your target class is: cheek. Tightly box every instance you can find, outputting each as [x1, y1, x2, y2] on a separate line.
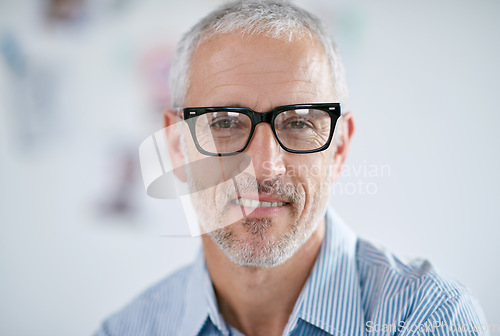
[285, 154, 332, 189]
[184, 141, 216, 197]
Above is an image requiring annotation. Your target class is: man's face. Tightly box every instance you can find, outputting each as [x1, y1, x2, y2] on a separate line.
[182, 32, 337, 267]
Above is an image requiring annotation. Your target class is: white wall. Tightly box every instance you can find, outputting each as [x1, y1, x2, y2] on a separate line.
[325, 0, 500, 324]
[1, 0, 498, 335]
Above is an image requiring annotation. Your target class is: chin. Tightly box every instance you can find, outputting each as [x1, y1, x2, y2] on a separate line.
[209, 214, 315, 268]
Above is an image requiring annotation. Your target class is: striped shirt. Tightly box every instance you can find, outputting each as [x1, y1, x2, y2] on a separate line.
[94, 209, 489, 335]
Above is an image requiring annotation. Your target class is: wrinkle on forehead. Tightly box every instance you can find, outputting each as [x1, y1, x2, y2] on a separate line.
[203, 79, 319, 100]
[186, 32, 335, 109]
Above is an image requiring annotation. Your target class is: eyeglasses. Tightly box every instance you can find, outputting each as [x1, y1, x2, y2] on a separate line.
[180, 103, 341, 156]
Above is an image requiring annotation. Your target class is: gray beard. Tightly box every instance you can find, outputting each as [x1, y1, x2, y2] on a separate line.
[190, 175, 324, 267]
[208, 215, 316, 267]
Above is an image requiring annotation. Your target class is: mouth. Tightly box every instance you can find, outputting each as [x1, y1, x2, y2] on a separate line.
[231, 198, 288, 208]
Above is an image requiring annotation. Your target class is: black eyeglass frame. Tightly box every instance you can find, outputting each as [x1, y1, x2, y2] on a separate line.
[180, 103, 341, 156]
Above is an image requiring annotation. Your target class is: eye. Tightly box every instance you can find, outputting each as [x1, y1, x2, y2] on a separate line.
[283, 118, 313, 129]
[289, 120, 307, 129]
[210, 117, 239, 129]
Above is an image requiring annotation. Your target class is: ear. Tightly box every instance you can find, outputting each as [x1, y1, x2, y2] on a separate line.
[331, 111, 355, 182]
[164, 109, 188, 182]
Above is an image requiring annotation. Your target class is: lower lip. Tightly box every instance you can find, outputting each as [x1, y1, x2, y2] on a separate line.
[228, 201, 291, 218]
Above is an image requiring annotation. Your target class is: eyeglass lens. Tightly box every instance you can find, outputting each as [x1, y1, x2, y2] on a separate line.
[193, 108, 332, 154]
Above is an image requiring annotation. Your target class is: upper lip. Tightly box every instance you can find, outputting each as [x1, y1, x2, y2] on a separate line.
[234, 193, 289, 203]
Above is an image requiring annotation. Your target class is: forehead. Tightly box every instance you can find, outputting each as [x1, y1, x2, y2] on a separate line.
[185, 32, 335, 110]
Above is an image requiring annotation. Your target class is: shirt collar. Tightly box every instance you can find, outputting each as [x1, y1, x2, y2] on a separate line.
[285, 209, 365, 336]
[182, 208, 365, 336]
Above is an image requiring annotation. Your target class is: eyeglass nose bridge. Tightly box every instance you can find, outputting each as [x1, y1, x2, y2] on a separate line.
[251, 110, 275, 127]
[248, 110, 282, 150]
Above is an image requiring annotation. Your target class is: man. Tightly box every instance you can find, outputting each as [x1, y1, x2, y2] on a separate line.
[95, 1, 488, 335]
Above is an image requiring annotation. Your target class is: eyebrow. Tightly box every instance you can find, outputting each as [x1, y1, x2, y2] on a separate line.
[205, 104, 282, 111]
[218, 103, 249, 108]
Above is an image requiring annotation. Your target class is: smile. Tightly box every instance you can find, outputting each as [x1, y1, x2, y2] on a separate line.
[231, 198, 288, 208]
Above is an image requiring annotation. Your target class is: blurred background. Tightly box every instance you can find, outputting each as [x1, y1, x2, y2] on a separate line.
[1, 0, 499, 334]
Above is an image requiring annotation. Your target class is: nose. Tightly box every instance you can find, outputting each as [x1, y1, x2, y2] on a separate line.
[243, 123, 286, 180]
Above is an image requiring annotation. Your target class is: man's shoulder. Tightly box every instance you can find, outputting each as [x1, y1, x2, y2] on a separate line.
[356, 238, 467, 294]
[94, 263, 194, 336]
[356, 239, 488, 328]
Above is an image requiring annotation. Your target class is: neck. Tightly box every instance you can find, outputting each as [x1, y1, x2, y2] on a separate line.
[202, 219, 325, 336]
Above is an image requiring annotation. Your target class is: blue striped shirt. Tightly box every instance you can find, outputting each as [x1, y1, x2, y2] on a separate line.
[94, 210, 489, 335]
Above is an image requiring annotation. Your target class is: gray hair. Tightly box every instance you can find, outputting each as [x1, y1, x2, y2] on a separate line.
[169, 0, 348, 109]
